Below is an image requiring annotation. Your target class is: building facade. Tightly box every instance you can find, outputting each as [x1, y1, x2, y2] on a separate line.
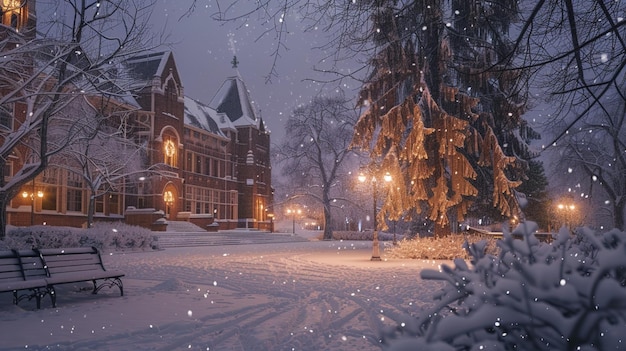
[2, 2, 273, 231]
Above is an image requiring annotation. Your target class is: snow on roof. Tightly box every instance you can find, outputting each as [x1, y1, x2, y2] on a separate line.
[184, 96, 233, 138]
[208, 76, 259, 127]
[124, 51, 171, 82]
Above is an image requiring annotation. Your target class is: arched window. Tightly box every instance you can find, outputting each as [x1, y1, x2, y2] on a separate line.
[164, 138, 177, 167]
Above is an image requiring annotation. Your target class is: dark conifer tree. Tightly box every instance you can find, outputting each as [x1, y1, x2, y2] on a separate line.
[352, 0, 539, 236]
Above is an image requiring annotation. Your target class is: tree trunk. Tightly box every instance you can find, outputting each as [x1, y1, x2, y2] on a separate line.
[322, 188, 333, 240]
[87, 193, 96, 228]
[434, 221, 450, 238]
[614, 199, 625, 231]
[323, 202, 332, 240]
[0, 187, 20, 240]
[0, 196, 7, 240]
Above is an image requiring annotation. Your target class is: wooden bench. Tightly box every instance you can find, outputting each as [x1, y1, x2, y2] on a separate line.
[0, 249, 53, 309]
[37, 247, 125, 307]
[0, 246, 124, 309]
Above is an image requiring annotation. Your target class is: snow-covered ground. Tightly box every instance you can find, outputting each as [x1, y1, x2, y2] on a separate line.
[0, 238, 445, 351]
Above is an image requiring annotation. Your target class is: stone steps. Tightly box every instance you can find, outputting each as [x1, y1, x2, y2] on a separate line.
[163, 220, 207, 233]
[154, 231, 309, 248]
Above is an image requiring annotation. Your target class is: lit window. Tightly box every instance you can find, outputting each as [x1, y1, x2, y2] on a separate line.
[1, 0, 26, 30]
[164, 139, 177, 167]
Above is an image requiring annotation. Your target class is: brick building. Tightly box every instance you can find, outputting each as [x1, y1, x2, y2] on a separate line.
[123, 51, 273, 230]
[2, 1, 273, 231]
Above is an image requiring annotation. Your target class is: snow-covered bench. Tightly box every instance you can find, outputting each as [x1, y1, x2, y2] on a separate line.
[0, 249, 53, 309]
[37, 247, 125, 307]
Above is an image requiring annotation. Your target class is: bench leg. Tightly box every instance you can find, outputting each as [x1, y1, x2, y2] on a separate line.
[92, 278, 124, 296]
[38, 286, 56, 308]
[48, 286, 56, 308]
[13, 289, 44, 309]
[35, 288, 41, 309]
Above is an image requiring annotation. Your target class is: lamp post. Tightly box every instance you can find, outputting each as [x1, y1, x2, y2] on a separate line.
[267, 213, 274, 232]
[358, 170, 392, 261]
[22, 180, 43, 226]
[286, 208, 301, 235]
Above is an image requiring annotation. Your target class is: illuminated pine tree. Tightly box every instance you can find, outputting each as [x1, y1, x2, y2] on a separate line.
[352, 0, 538, 236]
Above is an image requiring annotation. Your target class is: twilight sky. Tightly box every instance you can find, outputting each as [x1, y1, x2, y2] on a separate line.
[150, 1, 365, 145]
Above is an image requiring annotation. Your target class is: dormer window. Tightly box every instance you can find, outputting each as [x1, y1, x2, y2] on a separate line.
[1, 0, 26, 31]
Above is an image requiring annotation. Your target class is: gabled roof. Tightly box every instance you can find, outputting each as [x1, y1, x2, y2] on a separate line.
[124, 51, 171, 82]
[208, 75, 258, 127]
[184, 96, 233, 139]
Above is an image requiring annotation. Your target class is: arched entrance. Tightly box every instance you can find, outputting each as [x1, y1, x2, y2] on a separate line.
[162, 184, 177, 219]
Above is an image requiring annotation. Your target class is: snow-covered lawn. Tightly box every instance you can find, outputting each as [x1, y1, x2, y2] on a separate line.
[0, 240, 444, 351]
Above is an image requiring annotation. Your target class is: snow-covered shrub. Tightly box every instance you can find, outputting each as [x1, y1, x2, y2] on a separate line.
[383, 222, 626, 350]
[1, 222, 159, 252]
[90, 222, 158, 251]
[385, 235, 499, 260]
[4, 225, 83, 249]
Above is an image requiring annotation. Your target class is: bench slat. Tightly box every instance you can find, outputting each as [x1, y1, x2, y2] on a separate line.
[38, 247, 97, 256]
[1, 278, 48, 292]
[0, 270, 24, 280]
[45, 270, 125, 285]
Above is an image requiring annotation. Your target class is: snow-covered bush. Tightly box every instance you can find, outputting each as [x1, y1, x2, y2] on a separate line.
[383, 221, 626, 350]
[0, 222, 159, 252]
[385, 235, 499, 260]
[94, 222, 158, 251]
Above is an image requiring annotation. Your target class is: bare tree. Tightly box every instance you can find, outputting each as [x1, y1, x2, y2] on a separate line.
[0, 0, 161, 238]
[511, 1, 626, 230]
[548, 95, 626, 230]
[48, 96, 148, 227]
[512, 0, 625, 146]
[276, 94, 358, 240]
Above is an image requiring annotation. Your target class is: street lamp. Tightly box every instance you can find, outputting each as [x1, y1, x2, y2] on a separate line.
[22, 180, 43, 226]
[556, 201, 577, 230]
[358, 170, 392, 261]
[267, 213, 274, 232]
[286, 208, 302, 235]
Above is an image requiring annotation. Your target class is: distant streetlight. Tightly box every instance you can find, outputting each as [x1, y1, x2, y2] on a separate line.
[556, 201, 577, 230]
[22, 179, 43, 226]
[286, 207, 302, 234]
[358, 170, 392, 261]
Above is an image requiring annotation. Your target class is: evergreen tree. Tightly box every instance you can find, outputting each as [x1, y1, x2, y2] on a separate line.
[517, 159, 550, 230]
[351, 0, 539, 236]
